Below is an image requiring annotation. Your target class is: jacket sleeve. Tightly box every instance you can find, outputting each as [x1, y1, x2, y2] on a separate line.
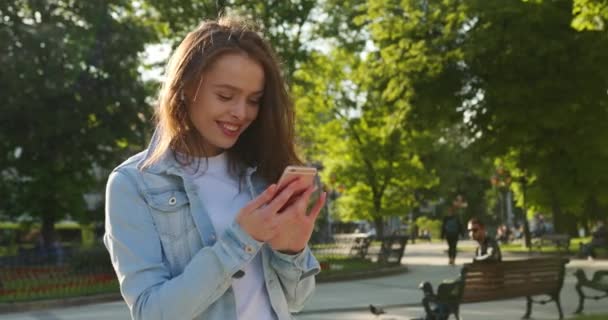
[103, 170, 263, 320]
[269, 246, 320, 312]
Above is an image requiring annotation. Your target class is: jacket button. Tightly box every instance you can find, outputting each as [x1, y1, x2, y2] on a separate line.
[168, 197, 177, 205]
[232, 270, 245, 278]
[245, 245, 254, 254]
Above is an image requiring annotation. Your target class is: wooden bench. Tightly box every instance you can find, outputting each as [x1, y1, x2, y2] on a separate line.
[419, 257, 569, 320]
[531, 234, 571, 252]
[332, 233, 373, 258]
[573, 269, 608, 314]
[349, 236, 373, 258]
[377, 235, 408, 264]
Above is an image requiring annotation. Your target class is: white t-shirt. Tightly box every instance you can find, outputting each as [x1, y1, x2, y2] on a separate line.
[188, 153, 275, 320]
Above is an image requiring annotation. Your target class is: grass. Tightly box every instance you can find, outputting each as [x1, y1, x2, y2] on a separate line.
[453, 237, 597, 255]
[316, 256, 396, 279]
[500, 243, 571, 254]
[570, 314, 608, 320]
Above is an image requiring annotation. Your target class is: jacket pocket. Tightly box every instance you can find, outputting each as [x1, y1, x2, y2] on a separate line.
[144, 189, 195, 273]
[144, 189, 195, 239]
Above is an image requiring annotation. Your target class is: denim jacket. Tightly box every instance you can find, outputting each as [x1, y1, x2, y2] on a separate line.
[103, 136, 320, 320]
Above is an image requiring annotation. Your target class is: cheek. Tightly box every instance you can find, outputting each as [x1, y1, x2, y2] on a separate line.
[247, 107, 260, 122]
[188, 107, 204, 128]
[188, 100, 213, 125]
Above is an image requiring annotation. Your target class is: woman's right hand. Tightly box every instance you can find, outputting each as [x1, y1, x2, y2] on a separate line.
[236, 179, 307, 242]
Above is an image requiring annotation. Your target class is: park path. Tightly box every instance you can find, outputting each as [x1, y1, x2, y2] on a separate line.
[3, 240, 608, 320]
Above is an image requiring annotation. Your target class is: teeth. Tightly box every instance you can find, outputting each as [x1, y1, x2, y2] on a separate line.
[221, 123, 239, 132]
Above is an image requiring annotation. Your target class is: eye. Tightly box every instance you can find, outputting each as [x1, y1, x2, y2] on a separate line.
[217, 94, 232, 101]
[247, 99, 261, 106]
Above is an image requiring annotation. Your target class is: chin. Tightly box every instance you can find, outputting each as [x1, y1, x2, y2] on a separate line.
[216, 139, 239, 150]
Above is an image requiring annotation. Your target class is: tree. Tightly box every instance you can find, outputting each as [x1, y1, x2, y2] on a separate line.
[377, 0, 608, 233]
[0, 0, 155, 247]
[572, 0, 608, 30]
[457, 0, 608, 233]
[144, 0, 318, 81]
[335, 0, 608, 234]
[294, 45, 438, 236]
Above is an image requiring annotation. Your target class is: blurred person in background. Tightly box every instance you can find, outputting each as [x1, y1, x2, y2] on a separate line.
[580, 219, 607, 260]
[468, 217, 502, 263]
[441, 207, 463, 265]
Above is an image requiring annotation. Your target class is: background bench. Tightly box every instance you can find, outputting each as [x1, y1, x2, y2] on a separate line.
[332, 233, 372, 258]
[574, 269, 608, 314]
[377, 235, 408, 264]
[531, 234, 571, 252]
[330, 234, 408, 263]
[419, 257, 569, 320]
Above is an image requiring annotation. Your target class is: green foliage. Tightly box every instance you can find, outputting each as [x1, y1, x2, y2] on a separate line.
[4, 0, 608, 245]
[458, 0, 608, 231]
[144, 0, 318, 80]
[0, 1, 156, 243]
[69, 245, 113, 273]
[414, 216, 441, 239]
[357, 0, 608, 232]
[572, 0, 608, 30]
[294, 46, 439, 235]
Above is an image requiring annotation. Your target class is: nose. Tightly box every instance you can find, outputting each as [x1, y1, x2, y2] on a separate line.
[230, 99, 247, 120]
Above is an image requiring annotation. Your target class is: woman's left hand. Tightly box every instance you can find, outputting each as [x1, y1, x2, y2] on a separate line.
[268, 186, 327, 254]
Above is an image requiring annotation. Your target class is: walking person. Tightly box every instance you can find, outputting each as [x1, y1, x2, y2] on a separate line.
[441, 207, 463, 265]
[103, 17, 326, 320]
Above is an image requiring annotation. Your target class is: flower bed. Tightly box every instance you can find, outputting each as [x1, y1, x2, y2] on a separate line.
[0, 266, 118, 302]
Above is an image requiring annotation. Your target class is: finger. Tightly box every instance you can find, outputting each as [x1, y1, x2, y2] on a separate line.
[274, 207, 297, 225]
[291, 185, 316, 213]
[241, 184, 277, 213]
[266, 182, 299, 213]
[307, 192, 327, 221]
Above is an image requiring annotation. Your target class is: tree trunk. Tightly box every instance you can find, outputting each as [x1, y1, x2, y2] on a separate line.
[41, 213, 56, 251]
[373, 194, 384, 237]
[550, 191, 565, 234]
[373, 216, 384, 239]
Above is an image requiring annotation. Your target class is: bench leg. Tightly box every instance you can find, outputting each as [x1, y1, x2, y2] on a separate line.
[522, 296, 532, 319]
[554, 293, 564, 320]
[574, 284, 585, 314]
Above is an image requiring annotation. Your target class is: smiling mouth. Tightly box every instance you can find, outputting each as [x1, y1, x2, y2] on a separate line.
[218, 121, 242, 136]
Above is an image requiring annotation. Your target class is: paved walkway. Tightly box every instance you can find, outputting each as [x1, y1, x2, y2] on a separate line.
[299, 241, 608, 320]
[3, 241, 608, 320]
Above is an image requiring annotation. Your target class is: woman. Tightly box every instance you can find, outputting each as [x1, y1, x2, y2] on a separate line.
[104, 17, 326, 320]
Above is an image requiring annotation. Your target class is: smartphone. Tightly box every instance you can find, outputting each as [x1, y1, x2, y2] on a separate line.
[277, 166, 317, 190]
[276, 166, 318, 212]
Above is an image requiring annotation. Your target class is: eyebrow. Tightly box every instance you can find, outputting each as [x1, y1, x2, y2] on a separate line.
[212, 84, 263, 95]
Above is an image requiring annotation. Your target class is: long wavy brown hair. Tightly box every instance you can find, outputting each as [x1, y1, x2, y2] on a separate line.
[142, 17, 301, 183]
